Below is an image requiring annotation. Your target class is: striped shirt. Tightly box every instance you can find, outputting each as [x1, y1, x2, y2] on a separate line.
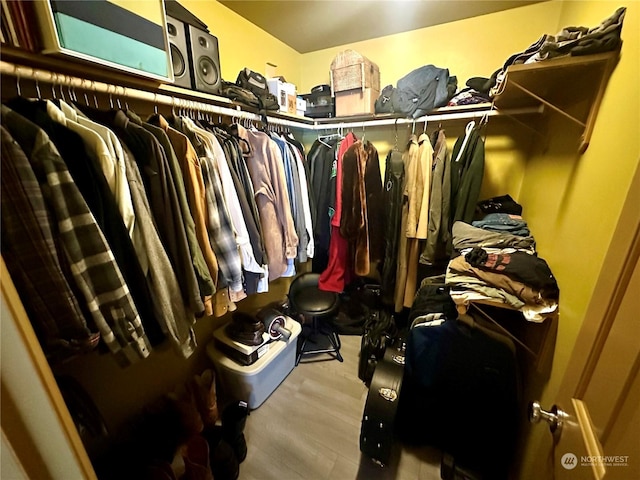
[2, 106, 151, 365]
[1, 126, 100, 361]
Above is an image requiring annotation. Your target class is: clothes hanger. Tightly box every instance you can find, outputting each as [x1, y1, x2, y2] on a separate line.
[15, 71, 22, 97]
[91, 81, 99, 108]
[453, 120, 476, 163]
[33, 69, 42, 100]
[317, 128, 333, 147]
[393, 118, 399, 151]
[50, 75, 57, 100]
[121, 86, 129, 111]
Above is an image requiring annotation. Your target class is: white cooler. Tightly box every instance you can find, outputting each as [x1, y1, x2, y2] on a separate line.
[207, 316, 301, 409]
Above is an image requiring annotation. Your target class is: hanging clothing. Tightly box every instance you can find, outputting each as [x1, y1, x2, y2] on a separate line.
[1, 105, 151, 365]
[58, 100, 136, 239]
[339, 140, 384, 276]
[402, 133, 435, 308]
[201, 150, 244, 292]
[421, 129, 452, 265]
[202, 125, 267, 281]
[5, 99, 164, 346]
[121, 145, 197, 358]
[394, 135, 419, 312]
[289, 142, 315, 260]
[181, 118, 245, 300]
[164, 116, 239, 315]
[1, 126, 100, 362]
[271, 133, 308, 263]
[415, 132, 435, 239]
[215, 128, 268, 294]
[236, 125, 298, 281]
[450, 124, 485, 225]
[78, 107, 207, 317]
[380, 150, 405, 306]
[307, 138, 338, 273]
[319, 132, 357, 292]
[127, 111, 215, 310]
[149, 114, 218, 316]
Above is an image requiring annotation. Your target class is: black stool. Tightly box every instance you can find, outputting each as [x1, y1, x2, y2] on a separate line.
[288, 273, 343, 365]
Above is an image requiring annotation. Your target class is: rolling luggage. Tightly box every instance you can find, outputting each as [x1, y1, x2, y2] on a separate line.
[359, 335, 406, 466]
[399, 314, 519, 480]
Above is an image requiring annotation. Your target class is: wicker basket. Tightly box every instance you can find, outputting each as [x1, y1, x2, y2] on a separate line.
[330, 49, 380, 93]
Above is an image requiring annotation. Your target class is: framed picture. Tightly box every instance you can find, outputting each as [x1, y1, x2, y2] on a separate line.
[34, 0, 174, 83]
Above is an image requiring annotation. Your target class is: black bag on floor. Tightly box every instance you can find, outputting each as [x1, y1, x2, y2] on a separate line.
[358, 309, 397, 385]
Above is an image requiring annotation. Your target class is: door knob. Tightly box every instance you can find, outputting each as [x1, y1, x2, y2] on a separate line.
[528, 401, 566, 434]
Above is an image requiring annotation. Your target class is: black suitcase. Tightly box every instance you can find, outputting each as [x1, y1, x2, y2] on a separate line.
[359, 335, 406, 466]
[399, 315, 519, 480]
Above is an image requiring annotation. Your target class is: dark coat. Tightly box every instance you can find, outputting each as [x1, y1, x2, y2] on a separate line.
[340, 141, 384, 276]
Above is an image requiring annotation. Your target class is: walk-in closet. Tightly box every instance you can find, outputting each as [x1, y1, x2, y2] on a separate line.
[2, 1, 639, 480]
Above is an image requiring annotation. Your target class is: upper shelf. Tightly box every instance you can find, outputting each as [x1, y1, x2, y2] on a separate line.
[0, 44, 618, 142]
[492, 50, 620, 153]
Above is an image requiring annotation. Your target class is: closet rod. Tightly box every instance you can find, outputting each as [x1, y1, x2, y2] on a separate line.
[309, 105, 543, 131]
[0, 60, 307, 130]
[1, 60, 543, 131]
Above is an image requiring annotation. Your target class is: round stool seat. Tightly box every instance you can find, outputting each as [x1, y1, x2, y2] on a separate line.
[291, 288, 338, 316]
[288, 272, 343, 365]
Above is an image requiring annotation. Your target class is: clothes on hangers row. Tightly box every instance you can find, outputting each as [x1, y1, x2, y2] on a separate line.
[306, 132, 385, 293]
[1, 94, 314, 365]
[376, 120, 486, 311]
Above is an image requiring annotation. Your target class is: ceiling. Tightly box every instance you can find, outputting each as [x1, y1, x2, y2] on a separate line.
[219, 0, 547, 53]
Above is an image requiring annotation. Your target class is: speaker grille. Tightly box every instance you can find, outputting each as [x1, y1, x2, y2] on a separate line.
[170, 44, 186, 77]
[197, 56, 219, 86]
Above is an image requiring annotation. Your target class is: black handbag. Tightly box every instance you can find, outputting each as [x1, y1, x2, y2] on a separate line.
[358, 309, 397, 385]
[220, 80, 260, 109]
[236, 68, 279, 111]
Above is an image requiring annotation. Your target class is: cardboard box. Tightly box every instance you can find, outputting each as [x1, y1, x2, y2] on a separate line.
[296, 97, 307, 117]
[335, 87, 379, 116]
[268, 78, 296, 114]
[207, 316, 301, 409]
[330, 49, 380, 93]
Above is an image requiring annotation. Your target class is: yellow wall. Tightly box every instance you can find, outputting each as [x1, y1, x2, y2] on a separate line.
[298, 2, 564, 93]
[179, 0, 301, 86]
[9, 0, 639, 472]
[301, 1, 566, 204]
[517, 1, 640, 477]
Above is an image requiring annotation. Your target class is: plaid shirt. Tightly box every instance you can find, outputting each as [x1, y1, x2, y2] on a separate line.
[195, 133, 243, 293]
[2, 106, 151, 365]
[1, 126, 100, 361]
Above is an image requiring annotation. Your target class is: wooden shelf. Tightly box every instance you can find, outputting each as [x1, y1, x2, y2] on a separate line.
[1, 43, 616, 143]
[493, 50, 620, 153]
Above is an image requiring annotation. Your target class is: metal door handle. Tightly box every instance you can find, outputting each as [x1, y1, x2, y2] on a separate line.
[528, 401, 566, 434]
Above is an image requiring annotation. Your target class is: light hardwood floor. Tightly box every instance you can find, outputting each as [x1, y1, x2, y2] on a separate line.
[237, 334, 443, 480]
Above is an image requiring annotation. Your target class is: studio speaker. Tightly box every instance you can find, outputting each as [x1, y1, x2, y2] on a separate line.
[166, 15, 192, 89]
[186, 25, 221, 95]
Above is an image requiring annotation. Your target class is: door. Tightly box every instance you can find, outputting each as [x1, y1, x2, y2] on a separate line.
[533, 161, 640, 480]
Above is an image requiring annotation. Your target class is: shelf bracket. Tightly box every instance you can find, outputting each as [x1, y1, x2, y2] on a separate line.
[509, 80, 586, 128]
[470, 303, 538, 359]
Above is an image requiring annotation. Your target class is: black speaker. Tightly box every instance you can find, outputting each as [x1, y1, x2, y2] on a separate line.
[166, 15, 192, 89]
[186, 25, 221, 95]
